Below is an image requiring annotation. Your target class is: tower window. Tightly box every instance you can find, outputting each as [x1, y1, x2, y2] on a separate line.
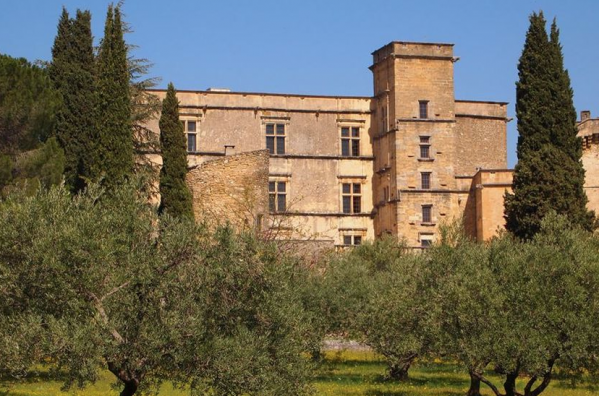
[269, 181, 287, 212]
[420, 233, 434, 248]
[381, 105, 388, 134]
[419, 136, 431, 159]
[266, 123, 286, 155]
[419, 100, 429, 119]
[342, 183, 362, 214]
[422, 205, 433, 223]
[421, 172, 431, 190]
[341, 127, 360, 156]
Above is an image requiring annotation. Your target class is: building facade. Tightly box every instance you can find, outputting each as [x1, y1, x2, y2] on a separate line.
[144, 41, 514, 248]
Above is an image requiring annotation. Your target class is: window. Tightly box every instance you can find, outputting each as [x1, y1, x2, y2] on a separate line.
[419, 100, 429, 119]
[420, 233, 434, 248]
[341, 127, 360, 156]
[342, 183, 362, 214]
[422, 205, 432, 223]
[269, 181, 287, 213]
[421, 172, 431, 190]
[266, 123, 286, 155]
[183, 120, 197, 152]
[419, 136, 431, 159]
[381, 105, 388, 134]
[343, 235, 363, 246]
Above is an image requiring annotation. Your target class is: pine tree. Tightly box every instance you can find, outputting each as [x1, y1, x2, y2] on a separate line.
[49, 8, 96, 193]
[505, 12, 595, 239]
[93, 4, 133, 189]
[158, 83, 193, 219]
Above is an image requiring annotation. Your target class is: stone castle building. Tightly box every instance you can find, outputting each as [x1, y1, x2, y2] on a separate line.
[143, 41, 597, 249]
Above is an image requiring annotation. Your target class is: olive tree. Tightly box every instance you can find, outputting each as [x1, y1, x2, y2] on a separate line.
[430, 215, 599, 396]
[0, 180, 311, 396]
[321, 237, 430, 380]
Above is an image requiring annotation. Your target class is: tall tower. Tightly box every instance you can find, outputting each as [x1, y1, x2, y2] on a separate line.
[370, 42, 459, 247]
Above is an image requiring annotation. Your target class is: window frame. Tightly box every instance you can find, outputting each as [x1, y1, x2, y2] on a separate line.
[421, 172, 431, 190]
[269, 180, 287, 213]
[419, 136, 431, 160]
[265, 122, 287, 155]
[419, 100, 429, 119]
[182, 119, 199, 153]
[340, 126, 361, 157]
[342, 234, 363, 246]
[381, 105, 388, 134]
[419, 233, 434, 248]
[341, 182, 362, 214]
[422, 204, 433, 223]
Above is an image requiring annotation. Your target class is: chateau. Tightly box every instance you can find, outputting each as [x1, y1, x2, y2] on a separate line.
[143, 41, 597, 249]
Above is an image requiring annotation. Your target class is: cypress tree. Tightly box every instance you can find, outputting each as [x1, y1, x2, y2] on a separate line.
[93, 4, 133, 189]
[505, 12, 595, 239]
[49, 8, 96, 193]
[158, 83, 193, 219]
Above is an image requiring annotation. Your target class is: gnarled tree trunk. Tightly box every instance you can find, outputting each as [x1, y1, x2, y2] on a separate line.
[467, 370, 482, 396]
[388, 360, 413, 381]
[504, 371, 519, 396]
[119, 379, 139, 396]
[108, 362, 142, 396]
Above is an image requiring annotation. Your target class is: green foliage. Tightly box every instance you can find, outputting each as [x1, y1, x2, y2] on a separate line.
[1, 137, 66, 196]
[430, 215, 599, 396]
[0, 154, 13, 189]
[506, 146, 593, 239]
[49, 8, 96, 193]
[158, 83, 193, 219]
[505, 12, 595, 239]
[318, 237, 429, 380]
[0, 54, 59, 155]
[93, 4, 133, 190]
[0, 180, 311, 396]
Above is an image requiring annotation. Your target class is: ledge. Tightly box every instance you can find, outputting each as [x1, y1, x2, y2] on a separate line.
[396, 118, 456, 123]
[455, 113, 510, 121]
[270, 154, 374, 161]
[274, 212, 372, 217]
[399, 189, 469, 194]
[337, 175, 368, 179]
[179, 104, 371, 115]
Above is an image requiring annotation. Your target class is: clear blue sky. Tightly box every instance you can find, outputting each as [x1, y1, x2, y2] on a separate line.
[2, 0, 598, 167]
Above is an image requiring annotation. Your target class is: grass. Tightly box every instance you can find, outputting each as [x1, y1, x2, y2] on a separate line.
[1, 351, 598, 395]
[314, 350, 599, 396]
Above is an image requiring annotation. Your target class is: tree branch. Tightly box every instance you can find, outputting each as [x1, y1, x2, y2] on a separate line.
[524, 375, 537, 395]
[88, 291, 125, 344]
[529, 357, 557, 396]
[101, 281, 131, 301]
[472, 371, 504, 396]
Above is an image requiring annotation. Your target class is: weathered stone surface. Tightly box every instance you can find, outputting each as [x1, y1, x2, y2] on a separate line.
[185, 150, 269, 230]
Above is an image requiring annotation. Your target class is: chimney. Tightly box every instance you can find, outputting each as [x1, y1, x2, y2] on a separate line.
[581, 110, 591, 121]
[207, 87, 231, 92]
[224, 145, 236, 156]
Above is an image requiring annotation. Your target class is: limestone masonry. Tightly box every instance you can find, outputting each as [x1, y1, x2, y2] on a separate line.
[143, 41, 599, 249]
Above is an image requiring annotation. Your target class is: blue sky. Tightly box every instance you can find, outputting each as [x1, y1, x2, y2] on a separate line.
[2, 0, 598, 167]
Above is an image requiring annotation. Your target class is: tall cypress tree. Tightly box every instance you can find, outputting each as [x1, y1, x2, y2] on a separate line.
[49, 8, 96, 193]
[93, 4, 133, 189]
[505, 12, 595, 239]
[158, 83, 193, 219]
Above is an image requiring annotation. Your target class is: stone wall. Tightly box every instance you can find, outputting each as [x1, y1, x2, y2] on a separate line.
[473, 170, 513, 241]
[455, 101, 508, 176]
[186, 150, 269, 229]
